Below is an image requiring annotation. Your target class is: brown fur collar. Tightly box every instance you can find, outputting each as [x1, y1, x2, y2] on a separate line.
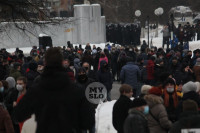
[144, 94, 163, 107]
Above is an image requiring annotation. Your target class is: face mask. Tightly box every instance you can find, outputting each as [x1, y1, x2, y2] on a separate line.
[84, 67, 89, 71]
[143, 106, 149, 115]
[16, 85, 23, 92]
[78, 74, 87, 82]
[63, 64, 68, 68]
[0, 87, 4, 93]
[167, 88, 174, 93]
[104, 64, 108, 69]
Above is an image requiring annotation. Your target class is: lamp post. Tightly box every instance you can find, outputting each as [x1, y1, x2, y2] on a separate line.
[135, 10, 141, 18]
[154, 7, 164, 37]
[147, 16, 150, 47]
[170, 13, 174, 40]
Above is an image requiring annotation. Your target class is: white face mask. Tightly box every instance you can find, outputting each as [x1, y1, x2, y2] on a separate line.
[16, 85, 23, 92]
[167, 88, 174, 93]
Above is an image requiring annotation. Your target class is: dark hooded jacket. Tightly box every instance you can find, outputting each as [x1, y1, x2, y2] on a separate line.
[96, 60, 113, 91]
[13, 66, 95, 133]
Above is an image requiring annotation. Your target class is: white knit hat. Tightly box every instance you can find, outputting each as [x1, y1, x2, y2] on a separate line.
[182, 81, 197, 94]
[141, 85, 152, 95]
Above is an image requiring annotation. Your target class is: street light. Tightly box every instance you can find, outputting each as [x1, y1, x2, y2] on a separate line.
[135, 10, 141, 17]
[147, 16, 150, 47]
[154, 7, 164, 37]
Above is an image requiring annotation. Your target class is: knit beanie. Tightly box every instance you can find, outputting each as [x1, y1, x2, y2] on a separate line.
[148, 87, 162, 96]
[183, 99, 198, 111]
[182, 81, 197, 94]
[141, 85, 152, 95]
[131, 98, 147, 108]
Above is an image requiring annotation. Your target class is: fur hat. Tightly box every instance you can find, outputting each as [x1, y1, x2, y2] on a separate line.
[131, 98, 147, 108]
[148, 87, 162, 96]
[182, 81, 197, 94]
[141, 85, 152, 95]
[183, 99, 198, 111]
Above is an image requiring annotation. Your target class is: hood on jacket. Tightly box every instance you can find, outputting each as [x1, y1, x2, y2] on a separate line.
[6, 77, 16, 89]
[74, 58, 80, 64]
[74, 58, 81, 69]
[100, 60, 107, 69]
[144, 94, 163, 108]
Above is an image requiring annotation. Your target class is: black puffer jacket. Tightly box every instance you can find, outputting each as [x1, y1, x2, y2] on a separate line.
[124, 109, 149, 133]
[170, 111, 200, 133]
[112, 95, 132, 133]
[13, 66, 95, 133]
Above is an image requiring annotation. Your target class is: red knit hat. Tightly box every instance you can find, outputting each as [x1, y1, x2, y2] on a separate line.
[148, 87, 162, 96]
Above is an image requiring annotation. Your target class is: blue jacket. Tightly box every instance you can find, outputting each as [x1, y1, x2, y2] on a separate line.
[120, 62, 141, 89]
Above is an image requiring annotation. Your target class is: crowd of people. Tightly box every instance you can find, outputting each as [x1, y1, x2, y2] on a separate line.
[0, 23, 200, 133]
[106, 23, 141, 46]
[161, 21, 200, 50]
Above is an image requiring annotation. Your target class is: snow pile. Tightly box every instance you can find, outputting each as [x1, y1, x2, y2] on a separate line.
[95, 100, 117, 133]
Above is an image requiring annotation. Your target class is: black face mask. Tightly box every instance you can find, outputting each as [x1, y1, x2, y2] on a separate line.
[104, 64, 109, 69]
[84, 67, 89, 71]
[78, 74, 88, 83]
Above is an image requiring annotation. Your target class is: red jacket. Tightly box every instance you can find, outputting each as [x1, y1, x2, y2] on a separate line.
[147, 60, 155, 80]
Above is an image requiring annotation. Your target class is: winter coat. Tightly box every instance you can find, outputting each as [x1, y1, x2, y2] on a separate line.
[9, 68, 22, 81]
[97, 60, 113, 91]
[161, 28, 170, 37]
[124, 109, 149, 133]
[120, 62, 140, 89]
[112, 95, 132, 133]
[154, 65, 165, 82]
[147, 60, 155, 80]
[0, 105, 14, 133]
[0, 64, 7, 80]
[176, 91, 200, 118]
[4, 88, 19, 116]
[169, 111, 200, 133]
[179, 69, 195, 84]
[144, 94, 172, 133]
[168, 63, 182, 85]
[26, 70, 40, 89]
[13, 66, 95, 133]
[193, 65, 200, 82]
